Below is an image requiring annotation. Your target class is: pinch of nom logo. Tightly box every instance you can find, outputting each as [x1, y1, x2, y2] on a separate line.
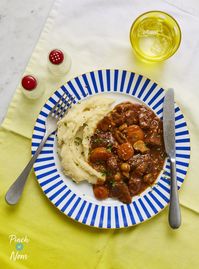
[9, 234, 29, 261]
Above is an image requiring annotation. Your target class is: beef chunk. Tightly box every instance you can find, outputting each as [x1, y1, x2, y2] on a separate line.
[91, 132, 115, 148]
[128, 154, 153, 175]
[125, 110, 139, 125]
[111, 182, 132, 204]
[145, 133, 163, 147]
[128, 177, 142, 196]
[111, 111, 125, 126]
[107, 156, 118, 171]
[135, 162, 151, 176]
[97, 116, 113, 132]
[115, 102, 135, 113]
[138, 107, 154, 129]
[113, 130, 127, 144]
[128, 154, 150, 168]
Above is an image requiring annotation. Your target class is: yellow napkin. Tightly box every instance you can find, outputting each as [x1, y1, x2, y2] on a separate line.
[1, 0, 199, 268]
[0, 129, 199, 269]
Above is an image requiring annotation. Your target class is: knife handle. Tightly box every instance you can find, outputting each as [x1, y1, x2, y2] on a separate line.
[169, 158, 181, 229]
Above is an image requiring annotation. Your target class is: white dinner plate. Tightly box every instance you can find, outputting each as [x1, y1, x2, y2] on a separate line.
[32, 69, 190, 228]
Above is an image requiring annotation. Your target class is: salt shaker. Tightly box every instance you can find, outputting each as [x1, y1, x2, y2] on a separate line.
[48, 49, 71, 76]
[21, 75, 44, 99]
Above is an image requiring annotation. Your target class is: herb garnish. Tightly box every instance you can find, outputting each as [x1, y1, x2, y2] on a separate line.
[106, 145, 113, 152]
[101, 171, 107, 177]
[93, 138, 103, 144]
[109, 180, 115, 187]
[101, 170, 112, 177]
[74, 137, 82, 146]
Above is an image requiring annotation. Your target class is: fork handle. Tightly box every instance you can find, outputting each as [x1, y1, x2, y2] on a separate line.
[169, 158, 181, 229]
[5, 133, 50, 205]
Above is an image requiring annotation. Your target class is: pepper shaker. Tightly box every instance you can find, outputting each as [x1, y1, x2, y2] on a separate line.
[48, 49, 71, 76]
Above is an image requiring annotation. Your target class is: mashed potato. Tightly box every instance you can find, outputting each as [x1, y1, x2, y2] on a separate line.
[57, 96, 115, 184]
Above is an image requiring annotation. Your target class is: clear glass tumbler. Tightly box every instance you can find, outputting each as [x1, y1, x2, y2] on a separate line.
[129, 11, 181, 62]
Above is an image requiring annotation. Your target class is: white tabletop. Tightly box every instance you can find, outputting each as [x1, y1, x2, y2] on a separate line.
[1, 0, 199, 125]
[0, 0, 54, 123]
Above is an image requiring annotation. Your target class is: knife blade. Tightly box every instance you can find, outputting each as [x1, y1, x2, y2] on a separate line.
[163, 88, 176, 158]
[163, 88, 181, 229]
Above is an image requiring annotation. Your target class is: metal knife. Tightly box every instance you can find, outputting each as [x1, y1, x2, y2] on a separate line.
[163, 88, 181, 229]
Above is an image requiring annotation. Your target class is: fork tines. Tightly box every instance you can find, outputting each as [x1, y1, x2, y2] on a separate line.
[50, 92, 75, 119]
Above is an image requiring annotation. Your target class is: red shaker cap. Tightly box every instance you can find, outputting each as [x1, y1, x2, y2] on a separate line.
[49, 49, 64, 65]
[21, 75, 37, 91]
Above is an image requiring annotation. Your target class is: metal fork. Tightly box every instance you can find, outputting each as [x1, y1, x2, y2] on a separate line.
[5, 93, 74, 205]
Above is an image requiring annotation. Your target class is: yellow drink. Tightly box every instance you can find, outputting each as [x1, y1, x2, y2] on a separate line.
[130, 11, 181, 62]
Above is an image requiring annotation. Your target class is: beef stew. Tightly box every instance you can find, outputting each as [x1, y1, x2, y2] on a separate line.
[89, 102, 166, 204]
